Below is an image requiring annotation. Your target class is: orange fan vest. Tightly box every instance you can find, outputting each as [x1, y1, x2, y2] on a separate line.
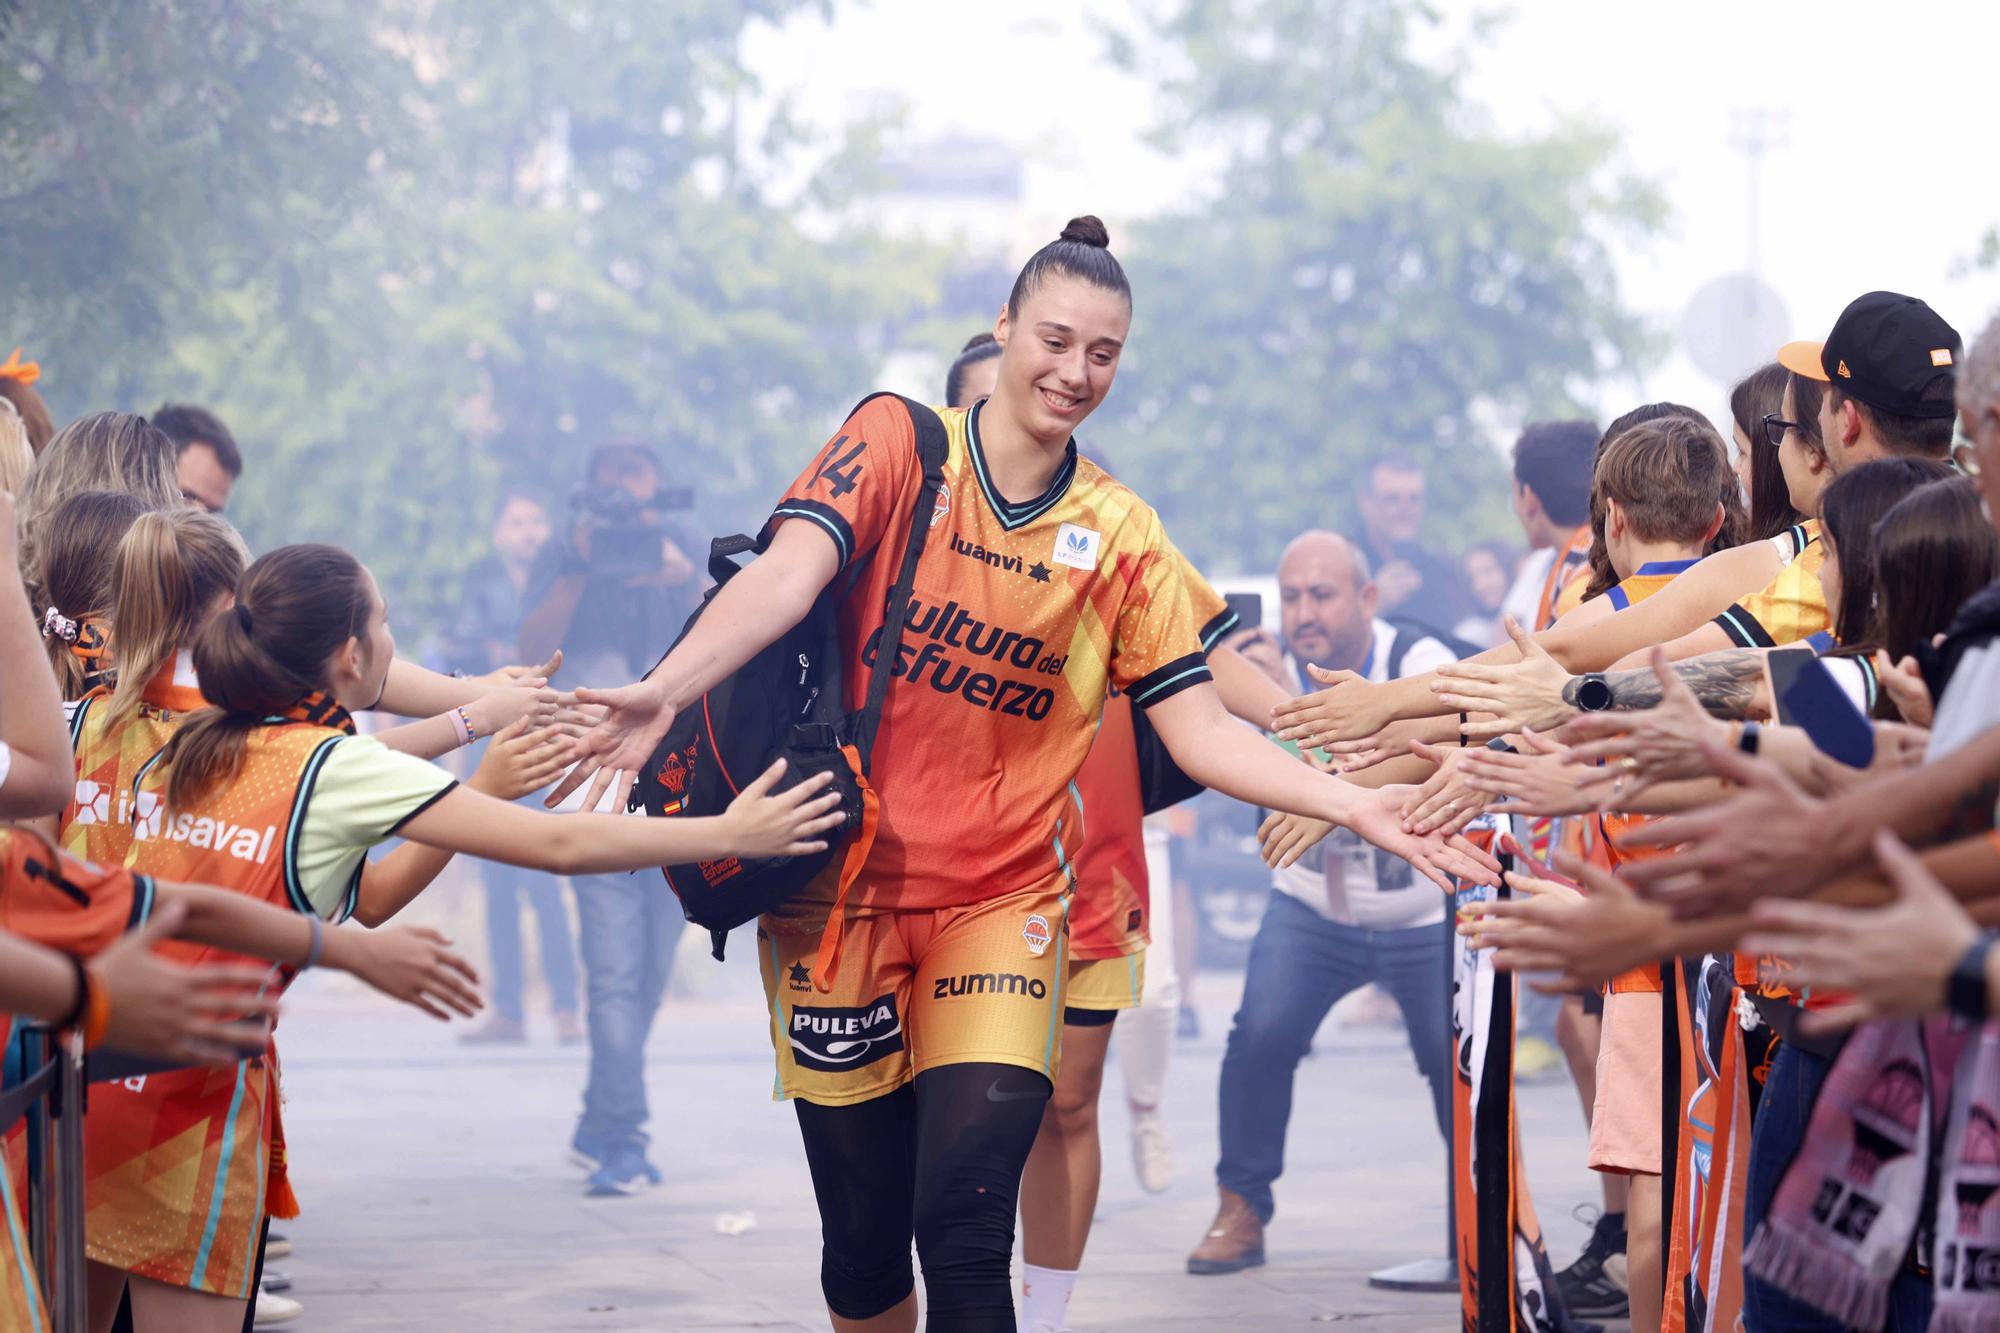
[79, 716, 352, 1298]
[64, 656, 206, 869]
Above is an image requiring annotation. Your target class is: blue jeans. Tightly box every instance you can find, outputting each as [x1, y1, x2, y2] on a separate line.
[479, 854, 578, 1025]
[572, 871, 685, 1152]
[1743, 1040, 1933, 1332]
[1215, 892, 1451, 1223]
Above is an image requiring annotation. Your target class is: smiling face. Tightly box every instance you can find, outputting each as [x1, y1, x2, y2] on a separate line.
[992, 272, 1129, 446]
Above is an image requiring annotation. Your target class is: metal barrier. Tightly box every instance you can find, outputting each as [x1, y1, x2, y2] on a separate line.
[5, 1027, 86, 1333]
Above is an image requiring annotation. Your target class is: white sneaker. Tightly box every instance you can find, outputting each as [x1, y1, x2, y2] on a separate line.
[254, 1284, 303, 1326]
[1129, 1106, 1174, 1194]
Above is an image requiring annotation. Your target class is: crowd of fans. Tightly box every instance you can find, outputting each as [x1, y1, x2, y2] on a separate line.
[0, 274, 1997, 1333]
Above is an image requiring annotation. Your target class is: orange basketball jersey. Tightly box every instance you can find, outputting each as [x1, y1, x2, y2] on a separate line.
[765, 396, 1210, 914]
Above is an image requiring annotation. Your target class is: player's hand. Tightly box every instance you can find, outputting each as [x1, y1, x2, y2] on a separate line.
[1257, 809, 1334, 869]
[1271, 670, 1393, 750]
[1325, 716, 1428, 774]
[549, 677, 678, 810]
[1430, 616, 1572, 734]
[89, 900, 279, 1065]
[469, 718, 573, 800]
[1744, 831, 1981, 1034]
[1874, 651, 1935, 729]
[340, 925, 484, 1022]
[1347, 786, 1502, 892]
[721, 760, 848, 859]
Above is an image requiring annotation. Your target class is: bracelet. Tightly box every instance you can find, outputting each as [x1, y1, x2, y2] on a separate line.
[450, 705, 477, 747]
[301, 913, 324, 972]
[1738, 720, 1762, 756]
[1458, 712, 1469, 748]
[80, 967, 111, 1051]
[53, 953, 89, 1031]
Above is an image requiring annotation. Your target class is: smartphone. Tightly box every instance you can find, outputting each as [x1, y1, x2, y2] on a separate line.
[1225, 591, 1263, 631]
[1778, 657, 1876, 769]
[1762, 646, 1817, 714]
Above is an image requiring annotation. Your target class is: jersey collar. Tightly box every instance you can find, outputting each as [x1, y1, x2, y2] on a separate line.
[966, 399, 1077, 532]
[1632, 558, 1701, 577]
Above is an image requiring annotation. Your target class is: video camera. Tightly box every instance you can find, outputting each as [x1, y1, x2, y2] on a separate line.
[571, 484, 693, 582]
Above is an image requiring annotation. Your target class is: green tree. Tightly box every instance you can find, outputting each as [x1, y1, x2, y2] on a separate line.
[3, 0, 937, 641]
[1095, 0, 1664, 575]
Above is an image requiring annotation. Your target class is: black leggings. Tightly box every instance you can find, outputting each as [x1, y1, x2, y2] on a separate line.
[795, 1062, 1052, 1330]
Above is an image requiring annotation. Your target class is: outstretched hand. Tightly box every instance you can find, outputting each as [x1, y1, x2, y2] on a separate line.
[90, 900, 279, 1065]
[1270, 668, 1393, 750]
[1348, 786, 1503, 892]
[548, 678, 677, 811]
[1429, 616, 1571, 734]
[722, 760, 849, 859]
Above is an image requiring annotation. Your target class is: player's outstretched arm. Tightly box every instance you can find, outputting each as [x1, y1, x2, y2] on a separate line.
[1145, 681, 1500, 891]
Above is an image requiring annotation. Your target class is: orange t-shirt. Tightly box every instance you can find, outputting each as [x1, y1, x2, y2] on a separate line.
[765, 395, 1210, 914]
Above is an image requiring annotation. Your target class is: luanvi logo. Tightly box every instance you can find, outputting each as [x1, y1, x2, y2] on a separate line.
[949, 533, 1024, 575]
[787, 993, 904, 1072]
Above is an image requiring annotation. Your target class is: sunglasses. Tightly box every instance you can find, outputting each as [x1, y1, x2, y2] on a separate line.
[1760, 413, 1802, 449]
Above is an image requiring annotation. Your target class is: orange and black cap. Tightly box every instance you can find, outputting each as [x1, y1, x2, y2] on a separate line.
[1776, 291, 1960, 420]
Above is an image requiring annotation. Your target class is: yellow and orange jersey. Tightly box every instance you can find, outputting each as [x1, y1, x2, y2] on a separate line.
[1069, 554, 1234, 959]
[64, 655, 207, 869]
[1712, 520, 1829, 648]
[1536, 525, 1593, 631]
[764, 395, 1210, 914]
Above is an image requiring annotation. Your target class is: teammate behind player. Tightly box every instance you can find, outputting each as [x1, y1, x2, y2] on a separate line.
[554, 217, 1497, 1332]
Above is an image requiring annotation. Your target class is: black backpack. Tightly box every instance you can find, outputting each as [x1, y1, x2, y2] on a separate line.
[628, 394, 948, 972]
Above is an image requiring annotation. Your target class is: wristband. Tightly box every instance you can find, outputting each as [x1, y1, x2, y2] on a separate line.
[1946, 935, 1995, 1021]
[1459, 712, 1469, 748]
[53, 953, 89, 1031]
[301, 913, 324, 972]
[450, 705, 476, 747]
[1738, 720, 1762, 756]
[80, 968, 111, 1051]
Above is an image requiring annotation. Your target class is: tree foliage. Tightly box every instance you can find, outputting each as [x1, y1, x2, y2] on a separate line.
[2, 0, 935, 641]
[1094, 0, 1665, 573]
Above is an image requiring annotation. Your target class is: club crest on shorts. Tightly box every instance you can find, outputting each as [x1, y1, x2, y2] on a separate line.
[1023, 913, 1052, 957]
[1052, 523, 1100, 571]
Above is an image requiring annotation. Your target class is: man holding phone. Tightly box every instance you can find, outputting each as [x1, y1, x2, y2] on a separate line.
[1189, 530, 1460, 1277]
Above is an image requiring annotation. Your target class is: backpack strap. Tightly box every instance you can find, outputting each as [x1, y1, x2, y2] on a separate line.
[810, 394, 949, 992]
[850, 394, 949, 773]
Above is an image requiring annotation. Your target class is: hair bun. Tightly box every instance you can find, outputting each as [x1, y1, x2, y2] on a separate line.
[1059, 215, 1110, 249]
[959, 332, 998, 354]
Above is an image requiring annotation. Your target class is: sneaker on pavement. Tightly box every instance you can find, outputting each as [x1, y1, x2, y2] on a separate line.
[587, 1143, 661, 1197]
[263, 1231, 293, 1261]
[458, 1015, 527, 1045]
[260, 1268, 292, 1293]
[254, 1283, 303, 1326]
[1129, 1105, 1174, 1194]
[1554, 1206, 1629, 1320]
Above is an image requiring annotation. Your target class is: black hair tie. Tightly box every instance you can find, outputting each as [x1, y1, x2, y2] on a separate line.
[235, 603, 254, 633]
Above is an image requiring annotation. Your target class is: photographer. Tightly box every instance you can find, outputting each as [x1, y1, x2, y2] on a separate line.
[517, 439, 700, 1197]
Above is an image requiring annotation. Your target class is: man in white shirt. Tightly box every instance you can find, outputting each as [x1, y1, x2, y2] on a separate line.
[1187, 531, 1458, 1276]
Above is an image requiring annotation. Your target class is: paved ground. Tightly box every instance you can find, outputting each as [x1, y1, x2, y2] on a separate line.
[273, 897, 1613, 1331]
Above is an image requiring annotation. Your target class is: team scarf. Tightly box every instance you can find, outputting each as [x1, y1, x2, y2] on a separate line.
[1743, 1016, 1970, 1329]
[1933, 1022, 2000, 1331]
[1660, 954, 1761, 1333]
[271, 691, 357, 735]
[1451, 814, 1587, 1332]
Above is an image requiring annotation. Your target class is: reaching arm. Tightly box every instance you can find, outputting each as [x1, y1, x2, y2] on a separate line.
[0, 494, 75, 818]
[548, 519, 838, 806]
[1209, 644, 1291, 726]
[404, 756, 845, 876]
[376, 652, 562, 722]
[1143, 681, 1499, 890]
